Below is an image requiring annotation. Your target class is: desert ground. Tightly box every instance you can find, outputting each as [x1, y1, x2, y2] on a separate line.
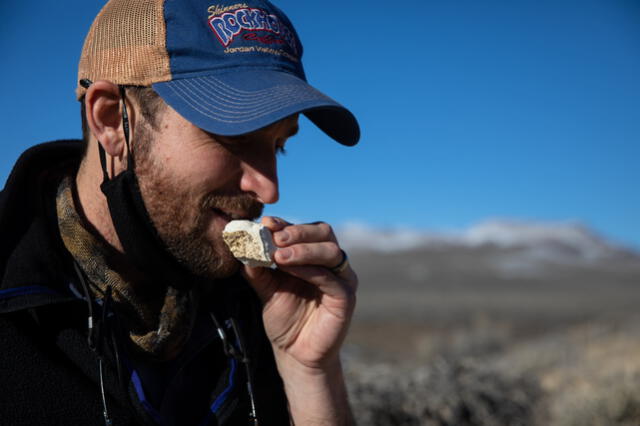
[340, 226, 640, 425]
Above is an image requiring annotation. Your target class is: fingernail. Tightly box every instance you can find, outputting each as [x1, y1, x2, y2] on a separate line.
[276, 230, 290, 244]
[278, 248, 292, 261]
[273, 217, 291, 226]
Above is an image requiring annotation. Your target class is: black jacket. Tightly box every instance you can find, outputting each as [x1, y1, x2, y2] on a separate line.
[0, 141, 289, 425]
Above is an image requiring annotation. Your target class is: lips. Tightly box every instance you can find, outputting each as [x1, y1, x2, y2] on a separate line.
[211, 208, 251, 222]
[203, 194, 264, 223]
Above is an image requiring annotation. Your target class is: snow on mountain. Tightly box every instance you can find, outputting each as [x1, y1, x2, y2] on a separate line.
[463, 220, 619, 261]
[335, 223, 456, 252]
[337, 219, 633, 263]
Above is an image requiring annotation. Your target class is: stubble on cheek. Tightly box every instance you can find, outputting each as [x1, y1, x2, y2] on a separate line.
[135, 155, 239, 279]
[132, 122, 265, 280]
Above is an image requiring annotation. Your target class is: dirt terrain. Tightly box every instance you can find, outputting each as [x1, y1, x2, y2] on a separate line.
[341, 235, 640, 425]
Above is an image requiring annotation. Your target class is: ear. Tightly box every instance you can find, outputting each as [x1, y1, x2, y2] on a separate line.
[84, 80, 127, 161]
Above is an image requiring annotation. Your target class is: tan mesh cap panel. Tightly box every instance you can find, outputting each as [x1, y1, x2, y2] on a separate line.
[76, 0, 171, 99]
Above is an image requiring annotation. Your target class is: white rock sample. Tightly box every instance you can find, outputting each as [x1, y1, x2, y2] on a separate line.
[222, 220, 276, 268]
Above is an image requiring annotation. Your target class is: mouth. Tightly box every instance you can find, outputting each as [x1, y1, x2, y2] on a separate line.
[211, 208, 254, 222]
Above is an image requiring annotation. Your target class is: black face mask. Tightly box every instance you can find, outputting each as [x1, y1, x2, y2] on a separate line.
[98, 87, 194, 289]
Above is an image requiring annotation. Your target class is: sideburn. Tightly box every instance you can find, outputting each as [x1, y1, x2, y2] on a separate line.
[98, 98, 198, 288]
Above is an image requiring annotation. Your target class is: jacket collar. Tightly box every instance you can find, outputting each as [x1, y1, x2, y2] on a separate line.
[0, 141, 84, 313]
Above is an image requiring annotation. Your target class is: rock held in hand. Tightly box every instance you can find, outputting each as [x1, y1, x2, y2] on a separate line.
[223, 220, 276, 268]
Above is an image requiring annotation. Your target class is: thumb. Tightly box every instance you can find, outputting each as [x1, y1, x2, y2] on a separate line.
[241, 265, 278, 304]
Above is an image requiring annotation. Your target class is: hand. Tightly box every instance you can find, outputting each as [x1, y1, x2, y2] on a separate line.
[241, 216, 358, 371]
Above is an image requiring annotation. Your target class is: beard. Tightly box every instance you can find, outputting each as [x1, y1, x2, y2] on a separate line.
[132, 125, 264, 280]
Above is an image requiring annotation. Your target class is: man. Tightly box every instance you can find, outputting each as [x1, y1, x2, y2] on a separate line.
[0, 0, 360, 424]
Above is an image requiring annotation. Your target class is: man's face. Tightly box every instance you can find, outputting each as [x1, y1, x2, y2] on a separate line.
[132, 104, 298, 280]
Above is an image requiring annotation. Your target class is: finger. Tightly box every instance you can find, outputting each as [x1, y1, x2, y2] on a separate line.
[241, 263, 294, 305]
[275, 241, 343, 268]
[260, 216, 292, 233]
[276, 244, 359, 292]
[277, 265, 356, 301]
[273, 221, 337, 247]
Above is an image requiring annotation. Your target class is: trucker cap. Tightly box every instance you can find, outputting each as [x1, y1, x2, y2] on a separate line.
[77, 0, 360, 146]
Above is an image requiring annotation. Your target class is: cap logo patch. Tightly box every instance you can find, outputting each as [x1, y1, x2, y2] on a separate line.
[207, 5, 298, 56]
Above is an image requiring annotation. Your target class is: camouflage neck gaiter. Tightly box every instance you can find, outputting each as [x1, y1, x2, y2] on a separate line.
[56, 175, 196, 361]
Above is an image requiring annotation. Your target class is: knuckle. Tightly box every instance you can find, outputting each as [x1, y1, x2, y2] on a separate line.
[317, 222, 333, 238]
[326, 242, 342, 260]
[285, 225, 301, 241]
[294, 244, 312, 259]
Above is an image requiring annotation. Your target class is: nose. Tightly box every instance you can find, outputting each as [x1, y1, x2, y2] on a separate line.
[239, 158, 280, 204]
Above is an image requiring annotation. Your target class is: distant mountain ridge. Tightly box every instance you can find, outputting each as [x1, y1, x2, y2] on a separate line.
[340, 220, 640, 322]
[337, 220, 638, 263]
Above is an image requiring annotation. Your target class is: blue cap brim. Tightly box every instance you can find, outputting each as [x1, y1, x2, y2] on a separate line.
[153, 70, 360, 146]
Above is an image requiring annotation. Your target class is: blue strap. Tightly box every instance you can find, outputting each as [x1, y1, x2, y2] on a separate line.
[0, 285, 59, 300]
[210, 357, 238, 414]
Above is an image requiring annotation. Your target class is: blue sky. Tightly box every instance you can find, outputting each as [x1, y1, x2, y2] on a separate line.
[1, 0, 639, 248]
